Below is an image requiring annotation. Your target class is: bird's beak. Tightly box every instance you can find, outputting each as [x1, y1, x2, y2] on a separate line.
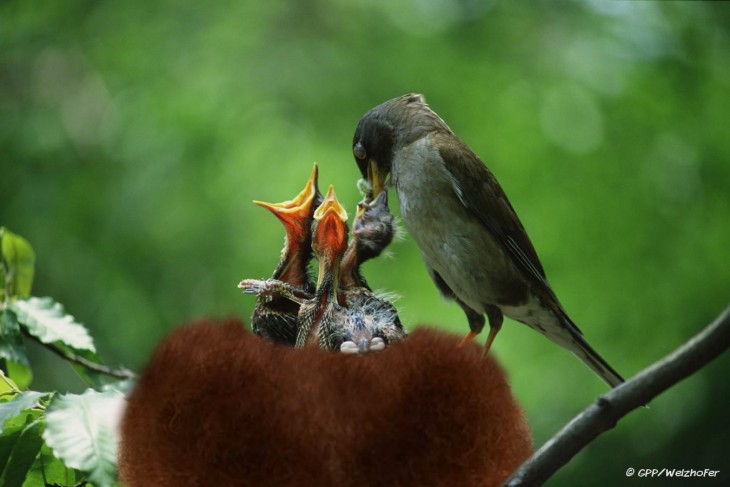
[355, 190, 388, 220]
[253, 163, 319, 239]
[371, 190, 388, 207]
[367, 159, 386, 198]
[314, 185, 349, 254]
[355, 201, 367, 220]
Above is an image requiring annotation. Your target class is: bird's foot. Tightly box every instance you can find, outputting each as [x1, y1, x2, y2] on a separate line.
[238, 279, 268, 295]
[481, 324, 500, 359]
[340, 341, 358, 354]
[457, 331, 478, 348]
[238, 278, 311, 304]
[340, 337, 386, 354]
[370, 337, 386, 351]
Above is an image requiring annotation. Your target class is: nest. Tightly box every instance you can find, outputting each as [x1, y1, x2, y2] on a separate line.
[119, 318, 532, 486]
[120, 165, 532, 486]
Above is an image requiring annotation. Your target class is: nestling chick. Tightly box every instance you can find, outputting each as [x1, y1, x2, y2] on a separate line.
[248, 164, 321, 345]
[339, 191, 406, 354]
[240, 187, 405, 353]
[296, 185, 350, 350]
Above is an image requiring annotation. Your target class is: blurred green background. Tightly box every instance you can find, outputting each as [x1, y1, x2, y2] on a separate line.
[2, 0, 729, 485]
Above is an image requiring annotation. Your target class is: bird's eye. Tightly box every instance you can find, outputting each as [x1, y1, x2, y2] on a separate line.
[353, 142, 367, 160]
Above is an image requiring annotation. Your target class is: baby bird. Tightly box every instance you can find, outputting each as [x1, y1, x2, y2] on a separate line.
[248, 164, 321, 345]
[339, 191, 406, 354]
[240, 186, 405, 353]
[239, 186, 350, 351]
[295, 185, 350, 350]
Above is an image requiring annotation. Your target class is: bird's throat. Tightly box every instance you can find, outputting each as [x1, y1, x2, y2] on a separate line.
[316, 257, 341, 298]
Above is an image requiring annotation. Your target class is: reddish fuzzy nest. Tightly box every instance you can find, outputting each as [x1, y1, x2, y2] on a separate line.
[119, 318, 532, 486]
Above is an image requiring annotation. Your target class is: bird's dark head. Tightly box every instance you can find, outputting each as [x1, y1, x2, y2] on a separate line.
[353, 93, 444, 198]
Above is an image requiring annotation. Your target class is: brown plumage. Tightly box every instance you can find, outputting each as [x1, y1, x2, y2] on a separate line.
[353, 93, 624, 387]
[119, 318, 532, 487]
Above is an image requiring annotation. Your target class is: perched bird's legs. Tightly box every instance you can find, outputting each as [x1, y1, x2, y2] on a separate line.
[483, 304, 504, 357]
[457, 331, 478, 349]
[456, 301, 486, 349]
[457, 303, 504, 359]
[481, 305, 504, 357]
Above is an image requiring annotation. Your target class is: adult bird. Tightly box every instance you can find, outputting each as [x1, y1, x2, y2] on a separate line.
[351, 93, 624, 387]
[249, 164, 321, 345]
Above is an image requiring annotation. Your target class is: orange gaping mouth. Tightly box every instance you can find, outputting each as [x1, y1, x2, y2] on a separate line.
[314, 185, 348, 254]
[253, 163, 320, 239]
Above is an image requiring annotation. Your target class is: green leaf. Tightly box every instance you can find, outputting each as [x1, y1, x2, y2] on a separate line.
[0, 418, 44, 487]
[10, 297, 96, 353]
[0, 391, 46, 434]
[0, 369, 18, 396]
[0, 415, 27, 479]
[23, 444, 86, 487]
[0, 228, 36, 299]
[0, 310, 28, 367]
[4, 362, 32, 391]
[44, 389, 125, 487]
[0, 413, 29, 474]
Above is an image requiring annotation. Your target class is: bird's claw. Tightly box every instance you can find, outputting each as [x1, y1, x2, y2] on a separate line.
[339, 337, 386, 354]
[340, 341, 359, 354]
[238, 279, 270, 296]
[370, 337, 386, 351]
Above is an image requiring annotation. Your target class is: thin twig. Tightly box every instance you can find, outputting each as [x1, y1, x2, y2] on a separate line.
[21, 328, 136, 380]
[504, 304, 730, 486]
[0, 369, 21, 395]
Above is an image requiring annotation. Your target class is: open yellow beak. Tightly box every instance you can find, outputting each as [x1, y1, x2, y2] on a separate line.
[355, 190, 388, 220]
[314, 185, 348, 223]
[313, 185, 349, 256]
[355, 201, 367, 220]
[253, 163, 319, 236]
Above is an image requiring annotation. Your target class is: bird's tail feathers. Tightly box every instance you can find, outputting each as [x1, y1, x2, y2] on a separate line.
[559, 317, 625, 388]
[538, 299, 625, 388]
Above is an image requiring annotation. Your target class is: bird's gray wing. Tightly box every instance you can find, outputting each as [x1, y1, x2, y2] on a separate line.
[434, 132, 551, 294]
[436, 134, 627, 385]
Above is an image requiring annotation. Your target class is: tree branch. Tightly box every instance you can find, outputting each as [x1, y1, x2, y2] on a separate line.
[21, 328, 136, 380]
[504, 304, 730, 487]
